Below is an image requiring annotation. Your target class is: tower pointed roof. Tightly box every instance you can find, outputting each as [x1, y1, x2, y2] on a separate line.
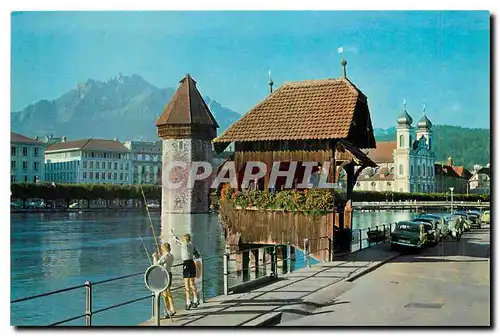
[156, 74, 218, 140]
[156, 74, 219, 128]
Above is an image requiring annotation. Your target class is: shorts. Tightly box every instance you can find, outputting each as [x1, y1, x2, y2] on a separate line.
[183, 260, 196, 279]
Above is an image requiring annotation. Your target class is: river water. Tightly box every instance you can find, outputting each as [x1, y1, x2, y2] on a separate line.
[11, 210, 416, 326]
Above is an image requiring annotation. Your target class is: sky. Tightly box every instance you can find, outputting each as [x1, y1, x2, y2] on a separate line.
[11, 11, 490, 129]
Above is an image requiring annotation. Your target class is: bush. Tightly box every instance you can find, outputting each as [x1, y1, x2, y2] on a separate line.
[10, 183, 161, 202]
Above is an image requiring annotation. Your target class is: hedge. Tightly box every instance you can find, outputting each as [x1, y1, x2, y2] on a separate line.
[216, 186, 490, 214]
[10, 182, 161, 202]
[11, 182, 489, 206]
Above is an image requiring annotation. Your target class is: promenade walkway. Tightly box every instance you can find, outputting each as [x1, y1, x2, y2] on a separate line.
[141, 243, 400, 327]
[279, 225, 490, 326]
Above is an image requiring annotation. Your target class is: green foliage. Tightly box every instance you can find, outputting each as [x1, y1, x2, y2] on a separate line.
[10, 183, 161, 201]
[223, 188, 337, 214]
[219, 188, 489, 213]
[375, 124, 490, 169]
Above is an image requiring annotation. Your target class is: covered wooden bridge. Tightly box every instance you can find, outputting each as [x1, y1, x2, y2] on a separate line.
[213, 65, 378, 259]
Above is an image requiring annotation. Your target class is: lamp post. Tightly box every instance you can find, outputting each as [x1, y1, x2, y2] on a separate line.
[449, 187, 454, 214]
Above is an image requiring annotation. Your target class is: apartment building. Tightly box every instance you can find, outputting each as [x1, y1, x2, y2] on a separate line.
[11, 132, 45, 183]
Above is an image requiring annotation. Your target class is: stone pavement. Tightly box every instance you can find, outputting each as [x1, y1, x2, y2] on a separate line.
[278, 225, 491, 327]
[141, 242, 400, 326]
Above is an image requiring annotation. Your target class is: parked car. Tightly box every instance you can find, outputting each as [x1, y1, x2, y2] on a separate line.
[481, 210, 490, 224]
[69, 202, 79, 209]
[146, 202, 160, 209]
[10, 200, 22, 208]
[26, 199, 45, 209]
[390, 221, 428, 251]
[413, 214, 444, 240]
[466, 211, 482, 229]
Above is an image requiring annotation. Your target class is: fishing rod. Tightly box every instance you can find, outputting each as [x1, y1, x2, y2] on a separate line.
[139, 235, 153, 265]
[140, 185, 161, 255]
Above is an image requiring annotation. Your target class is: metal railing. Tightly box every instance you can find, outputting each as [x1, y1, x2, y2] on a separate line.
[11, 243, 291, 327]
[12, 225, 396, 327]
[302, 224, 394, 267]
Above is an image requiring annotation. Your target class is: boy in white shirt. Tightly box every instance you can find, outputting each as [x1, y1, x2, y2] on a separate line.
[152, 242, 176, 318]
[172, 233, 201, 310]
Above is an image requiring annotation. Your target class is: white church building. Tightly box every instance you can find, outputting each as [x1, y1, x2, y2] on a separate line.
[355, 102, 436, 193]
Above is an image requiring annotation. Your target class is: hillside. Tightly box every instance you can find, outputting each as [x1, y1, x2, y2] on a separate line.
[11, 74, 490, 169]
[10, 74, 241, 141]
[374, 125, 490, 169]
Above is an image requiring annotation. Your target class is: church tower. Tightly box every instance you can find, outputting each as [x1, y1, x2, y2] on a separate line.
[156, 74, 219, 214]
[393, 100, 413, 192]
[416, 104, 433, 150]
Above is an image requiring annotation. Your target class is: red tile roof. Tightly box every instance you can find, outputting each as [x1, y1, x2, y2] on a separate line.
[452, 166, 472, 179]
[435, 163, 461, 178]
[11, 132, 44, 145]
[213, 77, 374, 144]
[46, 139, 130, 152]
[364, 141, 397, 163]
[156, 74, 219, 128]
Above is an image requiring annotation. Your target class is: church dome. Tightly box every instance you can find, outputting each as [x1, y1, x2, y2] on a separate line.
[417, 114, 432, 129]
[397, 110, 413, 126]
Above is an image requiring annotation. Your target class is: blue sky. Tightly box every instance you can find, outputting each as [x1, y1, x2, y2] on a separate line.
[11, 11, 490, 129]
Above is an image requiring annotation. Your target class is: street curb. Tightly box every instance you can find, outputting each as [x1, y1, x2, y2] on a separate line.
[345, 252, 402, 282]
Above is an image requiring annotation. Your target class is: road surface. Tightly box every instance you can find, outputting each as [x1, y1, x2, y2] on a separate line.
[279, 226, 490, 326]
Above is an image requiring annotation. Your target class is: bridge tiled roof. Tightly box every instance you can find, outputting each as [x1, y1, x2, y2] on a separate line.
[213, 77, 373, 144]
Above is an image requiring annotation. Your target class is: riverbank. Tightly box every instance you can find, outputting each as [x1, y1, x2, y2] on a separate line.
[140, 243, 400, 326]
[10, 207, 162, 214]
[141, 226, 490, 327]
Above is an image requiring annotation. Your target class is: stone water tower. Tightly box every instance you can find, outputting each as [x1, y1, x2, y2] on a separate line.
[156, 74, 219, 214]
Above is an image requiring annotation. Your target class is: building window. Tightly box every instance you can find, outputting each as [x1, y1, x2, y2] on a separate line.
[108, 172, 112, 179]
[125, 174, 129, 181]
[119, 173, 123, 180]
[399, 164, 403, 176]
[96, 162, 100, 169]
[91, 152, 95, 158]
[125, 162, 129, 170]
[89, 161, 94, 169]
[113, 173, 117, 180]
[83, 172, 87, 179]
[410, 165, 413, 176]
[34, 147, 39, 157]
[423, 164, 426, 177]
[399, 135, 404, 148]
[22, 161, 28, 170]
[83, 161, 87, 168]
[102, 172, 105, 180]
[24, 175, 28, 182]
[22, 147, 28, 156]
[11, 175, 16, 182]
[11, 161, 16, 170]
[90, 172, 94, 179]
[108, 162, 112, 169]
[96, 172, 100, 179]
[114, 162, 118, 170]
[371, 182, 376, 190]
[11, 146, 16, 156]
[34, 162, 39, 171]
[120, 163, 123, 170]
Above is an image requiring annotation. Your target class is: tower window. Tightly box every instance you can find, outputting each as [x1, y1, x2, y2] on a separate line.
[399, 164, 403, 175]
[399, 135, 404, 148]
